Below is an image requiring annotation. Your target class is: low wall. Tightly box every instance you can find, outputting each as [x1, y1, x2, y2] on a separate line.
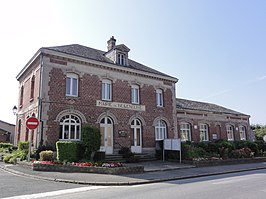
[32, 163, 144, 175]
[182, 157, 266, 167]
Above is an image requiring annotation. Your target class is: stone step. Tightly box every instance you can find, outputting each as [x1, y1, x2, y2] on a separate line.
[105, 153, 157, 163]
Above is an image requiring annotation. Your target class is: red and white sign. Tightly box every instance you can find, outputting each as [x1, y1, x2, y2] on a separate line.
[26, 117, 39, 130]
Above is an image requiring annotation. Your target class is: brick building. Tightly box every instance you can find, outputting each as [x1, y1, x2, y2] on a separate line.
[176, 98, 251, 143]
[15, 37, 251, 155]
[15, 37, 178, 154]
[0, 120, 15, 144]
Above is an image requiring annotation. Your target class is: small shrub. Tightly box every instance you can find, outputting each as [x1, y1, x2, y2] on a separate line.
[0, 143, 17, 152]
[39, 150, 54, 161]
[81, 125, 101, 160]
[56, 141, 81, 162]
[34, 145, 54, 160]
[3, 154, 12, 163]
[18, 141, 29, 152]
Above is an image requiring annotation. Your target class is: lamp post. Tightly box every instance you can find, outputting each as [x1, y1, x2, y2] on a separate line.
[12, 105, 17, 115]
[12, 105, 18, 146]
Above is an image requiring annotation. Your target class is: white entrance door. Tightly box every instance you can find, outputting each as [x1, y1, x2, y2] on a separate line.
[131, 119, 142, 153]
[100, 117, 113, 154]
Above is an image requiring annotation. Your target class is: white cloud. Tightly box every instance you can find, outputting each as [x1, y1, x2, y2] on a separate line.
[258, 76, 266, 81]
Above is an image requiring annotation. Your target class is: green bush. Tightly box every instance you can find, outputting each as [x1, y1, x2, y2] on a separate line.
[39, 150, 54, 161]
[33, 144, 54, 160]
[81, 125, 101, 160]
[56, 141, 81, 162]
[0, 143, 17, 152]
[18, 141, 29, 152]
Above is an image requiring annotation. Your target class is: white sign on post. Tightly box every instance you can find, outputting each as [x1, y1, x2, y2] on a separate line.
[163, 138, 181, 163]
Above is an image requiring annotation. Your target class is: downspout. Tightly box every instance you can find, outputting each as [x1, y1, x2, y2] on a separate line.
[37, 52, 44, 148]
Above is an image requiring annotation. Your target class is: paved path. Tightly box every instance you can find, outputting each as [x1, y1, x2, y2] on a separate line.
[1, 161, 266, 185]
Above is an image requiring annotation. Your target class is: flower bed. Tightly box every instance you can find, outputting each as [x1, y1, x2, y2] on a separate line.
[182, 157, 266, 167]
[32, 161, 143, 175]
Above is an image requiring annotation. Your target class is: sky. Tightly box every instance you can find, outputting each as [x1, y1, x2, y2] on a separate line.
[0, 0, 265, 125]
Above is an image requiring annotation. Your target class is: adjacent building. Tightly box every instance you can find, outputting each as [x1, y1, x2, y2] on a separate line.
[15, 37, 251, 155]
[0, 120, 15, 144]
[176, 98, 251, 143]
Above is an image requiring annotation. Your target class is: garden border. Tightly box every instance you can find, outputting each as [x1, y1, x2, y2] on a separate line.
[182, 157, 266, 167]
[32, 163, 144, 175]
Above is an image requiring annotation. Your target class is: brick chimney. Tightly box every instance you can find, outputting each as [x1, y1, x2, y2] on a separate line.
[107, 36, 116, 51]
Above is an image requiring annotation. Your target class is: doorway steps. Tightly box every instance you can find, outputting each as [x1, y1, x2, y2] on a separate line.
[105, 153, 157, 163]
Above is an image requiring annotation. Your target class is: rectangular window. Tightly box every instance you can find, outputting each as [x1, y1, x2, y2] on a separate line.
[102, 80, 112, 101]
[66, 74, 78, 97]
[239, 126, 246, 141]
[180, 123, 191, 142]
[131, 85, 139, 104]
[156, 89, 163, 107]
[227, 126, 234, 141]
[200, 124, 209, 141]
[117, 53, 125, 65]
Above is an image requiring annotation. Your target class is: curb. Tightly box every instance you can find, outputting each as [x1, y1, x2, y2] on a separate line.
[1, 164, 266, 186]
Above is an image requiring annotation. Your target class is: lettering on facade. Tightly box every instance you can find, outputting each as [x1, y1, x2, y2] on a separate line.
[96, 100, 145, 111]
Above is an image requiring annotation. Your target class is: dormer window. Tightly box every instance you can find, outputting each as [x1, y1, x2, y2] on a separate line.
[117, 53, 125, 65]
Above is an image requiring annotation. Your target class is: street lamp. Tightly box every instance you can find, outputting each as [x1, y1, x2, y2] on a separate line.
[12, 105, 17, 115]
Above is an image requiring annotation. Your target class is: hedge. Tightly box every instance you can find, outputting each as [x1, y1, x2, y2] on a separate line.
[56, 141, 81, 162]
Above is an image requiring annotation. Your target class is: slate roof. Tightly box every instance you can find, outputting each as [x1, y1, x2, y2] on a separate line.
[176, 98, 248, 116]
[43, 44, 175, 79]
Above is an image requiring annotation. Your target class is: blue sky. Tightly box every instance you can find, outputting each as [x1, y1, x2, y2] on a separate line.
[0, 0, 265, 124]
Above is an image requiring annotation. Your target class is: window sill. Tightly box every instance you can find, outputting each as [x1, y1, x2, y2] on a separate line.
[59, 139, 81, 141]
[101, 99, 112, 102]
[66, 95, 80, 99]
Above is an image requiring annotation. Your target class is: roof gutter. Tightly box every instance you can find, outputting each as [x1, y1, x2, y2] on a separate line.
[16, 49, 42, 80]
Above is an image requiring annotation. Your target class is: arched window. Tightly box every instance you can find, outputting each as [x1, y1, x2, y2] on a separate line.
[66, 73, 78, 97]
[59, 114, 81, 140]
[155, 120, 167, 141]
[17, 119, 21, 144]
[200, 123, 209, 141]
[180, 122, 191, 142]
[20, 86, 24, 106]
[226, 125, 234, 141]
[30, 75, 35, 99]
[100, 117, 113, 154]
[239, 126, 246, 141]
[131, 119, 142, 147]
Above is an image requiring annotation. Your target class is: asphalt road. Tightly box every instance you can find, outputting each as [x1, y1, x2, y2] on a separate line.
[0, 168, 86, 198]
[1, 168, 265, 199]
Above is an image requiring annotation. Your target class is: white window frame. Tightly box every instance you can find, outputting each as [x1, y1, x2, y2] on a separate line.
[156, 89, 163, 107]
[155, 120, 167, 141]
[200, 123, 209, 141]
[102, 79, 112, 101]
[131, 85, 140, 104]
[180, 122, 191, 142]
[66, 73, 78, 97]
[117, 53, 125, 65]
[239, 126, 246, 141]
[59, 114, 81, 141]
[226, 125, 234, 141]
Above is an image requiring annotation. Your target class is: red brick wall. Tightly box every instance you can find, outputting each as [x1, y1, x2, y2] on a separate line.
[44, 67, 175, 149]
[177, 113, 250, 142]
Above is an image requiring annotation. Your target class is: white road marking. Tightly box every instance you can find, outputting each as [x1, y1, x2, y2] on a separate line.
[1, 186, 108, 199]
[211, 174, 264, 185]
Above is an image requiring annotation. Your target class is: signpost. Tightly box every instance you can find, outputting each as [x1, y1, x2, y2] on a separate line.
[163, 138, 181, 163]
[26, 117, 39, 130]
[26, 117, 39, 161]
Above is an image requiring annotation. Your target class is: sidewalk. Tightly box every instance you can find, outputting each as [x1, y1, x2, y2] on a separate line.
[1, 161, 266, 186]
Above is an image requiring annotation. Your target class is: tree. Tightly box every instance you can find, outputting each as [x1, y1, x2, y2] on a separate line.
[251, 124, 266, 140]
[81, 125, 101, 160]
